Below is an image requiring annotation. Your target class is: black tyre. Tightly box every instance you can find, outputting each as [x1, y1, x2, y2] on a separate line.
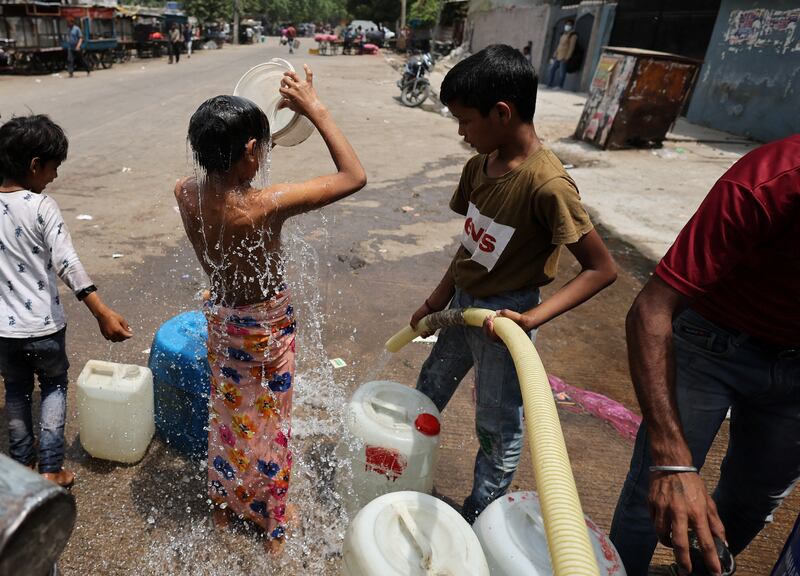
[100, 51, 113, 69]
[85, 52, 100, 70]
[400, 81, 430, 107]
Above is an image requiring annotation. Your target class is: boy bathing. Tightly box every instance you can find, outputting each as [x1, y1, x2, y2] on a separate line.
[410, 45, 617, 522]
[175, 65, 366, 554]
[0, 115, 132, 487]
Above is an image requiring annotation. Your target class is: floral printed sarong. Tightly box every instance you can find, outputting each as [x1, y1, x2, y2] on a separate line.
[205, 287, 295, 540]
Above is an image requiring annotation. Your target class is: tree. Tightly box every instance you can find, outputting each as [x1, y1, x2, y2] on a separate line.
[408, 0, 439, 27]
[346, 0, 400, 25]
[155, 0, 348, 27]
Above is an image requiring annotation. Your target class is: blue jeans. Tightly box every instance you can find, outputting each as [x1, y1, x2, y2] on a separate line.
[548, 59, 568, 88]
[417, 287, 540, 523]
[0, 328, 70, 473]
[610, 309, 800, 575]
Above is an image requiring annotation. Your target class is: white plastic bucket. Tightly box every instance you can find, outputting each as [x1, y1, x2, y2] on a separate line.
[342, 491, 490, 576]
[233, 58, 315, 147]
[337, 381, 441, 514]
[472, 491, 627, 575]
[76, 360, 154, 464]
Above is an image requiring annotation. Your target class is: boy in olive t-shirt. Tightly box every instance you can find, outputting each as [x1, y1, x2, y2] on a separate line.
[409, 45, 618, 522]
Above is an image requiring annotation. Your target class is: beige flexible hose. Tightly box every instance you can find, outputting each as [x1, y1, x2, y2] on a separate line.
[386, 308, 600, 576]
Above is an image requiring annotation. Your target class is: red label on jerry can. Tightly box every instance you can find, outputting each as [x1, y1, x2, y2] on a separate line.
[365, 446, 407, 481]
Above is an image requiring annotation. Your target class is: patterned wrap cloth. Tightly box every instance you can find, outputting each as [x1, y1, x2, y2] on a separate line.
[205, 286, 295, 540]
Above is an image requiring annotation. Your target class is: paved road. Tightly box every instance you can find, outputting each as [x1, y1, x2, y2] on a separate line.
[0, 42, 795, 575]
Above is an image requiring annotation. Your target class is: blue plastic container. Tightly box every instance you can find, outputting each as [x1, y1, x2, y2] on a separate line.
[148, 311, 210, 460]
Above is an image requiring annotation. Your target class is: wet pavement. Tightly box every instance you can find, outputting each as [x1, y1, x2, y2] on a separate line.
[0, 41, 797, 574]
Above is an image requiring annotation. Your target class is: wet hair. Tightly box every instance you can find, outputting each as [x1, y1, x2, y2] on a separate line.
[440, 44, 538, 122]
[0, 114, 68, 182]
[187, 95, 270, 174]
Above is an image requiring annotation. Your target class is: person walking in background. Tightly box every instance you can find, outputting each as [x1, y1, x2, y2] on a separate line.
[168, 24, 181, 64]
[286, 23, 297, 54]
[65, 16, 90, 78]
[183, 23, 193, 58]
[548, 19, 576, 88]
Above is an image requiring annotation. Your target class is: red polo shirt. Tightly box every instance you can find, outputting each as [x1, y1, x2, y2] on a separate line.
[656, 135, 800, 347]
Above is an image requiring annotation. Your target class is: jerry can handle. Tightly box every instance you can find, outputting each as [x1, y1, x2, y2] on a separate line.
[394, 502, 433, 570]
[369, 397, 409, 421]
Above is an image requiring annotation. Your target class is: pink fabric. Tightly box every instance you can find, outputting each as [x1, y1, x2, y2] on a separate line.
[205, 289, 296, 539]
[548, 374, 641, 441]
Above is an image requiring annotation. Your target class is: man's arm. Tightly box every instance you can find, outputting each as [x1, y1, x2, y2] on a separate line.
[627, 276, 725, 574]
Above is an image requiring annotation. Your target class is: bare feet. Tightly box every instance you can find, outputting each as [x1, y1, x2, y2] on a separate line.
[264, 537, 285, 555]
[212, 506, 231, 529]
[41, 469, 75, 488]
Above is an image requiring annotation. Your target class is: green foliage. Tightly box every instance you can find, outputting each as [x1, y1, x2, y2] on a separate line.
[139, 0, 350, 25]
[346, 0, 399, 25]
[408, 0, 439, 27]
[180, 0, 228, 22]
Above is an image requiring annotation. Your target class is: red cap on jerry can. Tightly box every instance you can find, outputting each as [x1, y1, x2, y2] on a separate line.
[415, 413, 441, 436]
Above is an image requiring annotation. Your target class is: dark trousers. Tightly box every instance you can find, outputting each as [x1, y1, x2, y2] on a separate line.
[169, 42, 181, 63]
[67, 48, 91, 76]
[610, 309, 800, 575]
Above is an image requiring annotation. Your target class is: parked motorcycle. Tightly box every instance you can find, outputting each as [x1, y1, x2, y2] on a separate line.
[398, 52, 434, 107]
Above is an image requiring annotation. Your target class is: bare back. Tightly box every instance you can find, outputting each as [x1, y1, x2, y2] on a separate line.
[175, 177, 286, 307]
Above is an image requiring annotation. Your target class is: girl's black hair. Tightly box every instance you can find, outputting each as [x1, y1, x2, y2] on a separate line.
[0, 115, 68, 182]
[188, 95, 270, 174]
[440, 44, 538, 122]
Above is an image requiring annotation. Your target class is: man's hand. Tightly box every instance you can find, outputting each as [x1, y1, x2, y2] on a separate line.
[482, 308, 536, 341]
[410, 302, 432, 331]
[649, 472, 726, 575]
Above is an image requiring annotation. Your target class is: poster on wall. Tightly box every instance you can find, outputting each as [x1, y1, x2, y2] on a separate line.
[724, 8, 800, 54]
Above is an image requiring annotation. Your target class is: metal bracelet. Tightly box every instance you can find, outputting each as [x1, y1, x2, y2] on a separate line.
[649, 465, 698, 473]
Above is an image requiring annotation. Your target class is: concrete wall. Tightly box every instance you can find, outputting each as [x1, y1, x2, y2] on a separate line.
[467, 0, 551, 71]
[687, 0, 800, 142]
[579, 2, 616, 91]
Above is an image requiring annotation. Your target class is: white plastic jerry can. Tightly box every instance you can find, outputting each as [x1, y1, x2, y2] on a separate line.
[472, 491, 627, 576]
[342, 491, 490, 576]
[76, 360, 155, 464]
[338, 381, 441, 513]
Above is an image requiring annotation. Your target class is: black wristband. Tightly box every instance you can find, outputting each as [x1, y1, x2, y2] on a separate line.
[76, 284, 97, 301]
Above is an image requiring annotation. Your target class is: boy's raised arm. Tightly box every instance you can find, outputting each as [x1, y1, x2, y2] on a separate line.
[485, 229, 617, 337]
[263, 65, 367, 218]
